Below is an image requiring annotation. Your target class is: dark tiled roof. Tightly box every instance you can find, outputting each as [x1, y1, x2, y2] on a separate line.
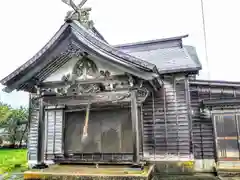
[128, 46, 201, 74]
[115, 37, 202, 74]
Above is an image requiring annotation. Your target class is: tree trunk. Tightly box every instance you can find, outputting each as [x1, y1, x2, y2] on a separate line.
[19, 124, 28, 148]
[11, 126, 18, 148]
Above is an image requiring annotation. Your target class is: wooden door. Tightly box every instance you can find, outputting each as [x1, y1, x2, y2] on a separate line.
[64, 108, 133, 154]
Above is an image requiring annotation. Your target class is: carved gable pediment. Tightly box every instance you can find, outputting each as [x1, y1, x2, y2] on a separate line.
[44, 55, 125, 83]
[42, 54, 139, 97]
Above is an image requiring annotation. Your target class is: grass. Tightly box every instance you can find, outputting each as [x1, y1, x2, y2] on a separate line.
[0, 149, 28, 175]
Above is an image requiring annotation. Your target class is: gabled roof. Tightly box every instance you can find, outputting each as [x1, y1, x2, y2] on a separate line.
[0, 21, 159, 93]
[1, 19, 202, 93]
[115, 36, 202, 74]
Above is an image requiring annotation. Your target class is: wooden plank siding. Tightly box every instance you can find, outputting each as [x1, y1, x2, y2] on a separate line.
[190, 83, 240, 161]
[142, 75, 191, 160]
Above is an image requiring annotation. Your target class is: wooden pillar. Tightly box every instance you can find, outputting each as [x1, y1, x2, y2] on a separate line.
[33, 96, 48, 169]
[131, 90, 140, 165]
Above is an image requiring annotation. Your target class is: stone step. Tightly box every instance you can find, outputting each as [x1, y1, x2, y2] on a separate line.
[24, 164, 154, 180]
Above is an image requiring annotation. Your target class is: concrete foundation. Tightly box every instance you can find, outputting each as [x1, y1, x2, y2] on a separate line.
[23, 164, 154, 180]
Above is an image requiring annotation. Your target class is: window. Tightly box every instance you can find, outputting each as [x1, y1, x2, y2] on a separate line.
[214, 112, 240, 160]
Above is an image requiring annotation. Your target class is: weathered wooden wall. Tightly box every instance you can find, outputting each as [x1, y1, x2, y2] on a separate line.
[28, 107, 38, 161]
[45, 107, 64, 158]
[190, 82, 240, 171]
[190, 85, 215, 161]
[142, 74, 191, 161]
[31, 75, 238, 167]
[28, 97, 64, 162]
[28, 74, 192, 163]
[190, 84, 240, 159]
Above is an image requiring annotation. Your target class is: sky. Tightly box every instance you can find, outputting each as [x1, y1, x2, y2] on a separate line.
[0, 0, 239, 107]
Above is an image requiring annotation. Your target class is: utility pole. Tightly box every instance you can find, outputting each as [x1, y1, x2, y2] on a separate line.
[201, 0, 211, 80]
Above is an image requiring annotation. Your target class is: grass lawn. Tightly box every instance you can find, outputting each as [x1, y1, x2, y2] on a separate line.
[0, 149, 28, 174]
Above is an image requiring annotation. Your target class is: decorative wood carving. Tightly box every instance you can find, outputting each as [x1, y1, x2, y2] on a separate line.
[43, 87, 149, 106]
[61, 0, 93, 29]
[137, 88, 149, 102]
[72, 56, 99, 80]
[40, 54, 150, 105]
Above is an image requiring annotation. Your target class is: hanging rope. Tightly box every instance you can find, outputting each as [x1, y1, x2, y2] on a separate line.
[201, 0, 211, 80]
[81, 101, 91, 142]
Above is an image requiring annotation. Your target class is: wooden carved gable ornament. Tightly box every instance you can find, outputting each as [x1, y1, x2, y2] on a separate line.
[44, 53, 150, 103]
[56, 55, 107, 95]
[61, 0, 93, 29]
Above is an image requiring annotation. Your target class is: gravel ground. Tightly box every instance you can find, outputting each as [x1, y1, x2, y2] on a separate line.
[0, 173, 24, 180]
[2, 174, 239, 180]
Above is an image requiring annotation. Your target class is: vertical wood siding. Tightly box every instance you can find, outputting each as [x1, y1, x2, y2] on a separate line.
[142, 93, 155, 158]
[45, 109, 63, 158]
[45, 111, 54, 154]
[190, 85, 215, 160]
[55, 110, 63, 153]
[28, 101, 64, 161]
[142, 75, 191, 160]
[28, 109, 39, 161]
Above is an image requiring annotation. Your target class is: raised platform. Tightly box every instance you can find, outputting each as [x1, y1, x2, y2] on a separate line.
[24, 164, 154, 180]
[217, 161, 240, 177]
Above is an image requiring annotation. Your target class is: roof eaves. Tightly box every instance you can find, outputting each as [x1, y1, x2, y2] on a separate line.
[183, 45, 202, 69]
[0, 23, 70, 86]
[158, 66, 201, 75]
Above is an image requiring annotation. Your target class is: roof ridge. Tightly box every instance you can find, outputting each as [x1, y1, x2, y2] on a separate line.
[113, 35, 188, 49]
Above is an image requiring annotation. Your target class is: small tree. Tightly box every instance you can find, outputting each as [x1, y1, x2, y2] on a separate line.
[4, 106, 28, 148]
[0, 102, 12, 125]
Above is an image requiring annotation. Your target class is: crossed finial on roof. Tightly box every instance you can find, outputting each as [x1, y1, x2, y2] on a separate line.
[61, 0, 93, 29]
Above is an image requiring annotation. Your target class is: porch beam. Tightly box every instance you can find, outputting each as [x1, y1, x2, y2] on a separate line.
[39, 75, 129, 88]
[33, 94, 48, 169]
[202, 98, 240, 106]
[131, 90, 140, 165]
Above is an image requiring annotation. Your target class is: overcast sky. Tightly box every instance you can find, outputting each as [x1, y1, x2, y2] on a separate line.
[0, 0, 239, 107]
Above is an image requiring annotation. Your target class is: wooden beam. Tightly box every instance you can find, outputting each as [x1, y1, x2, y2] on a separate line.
[32, 96, 48, 169]
[39, 75, 129, 88]
[43, 91, 131, 105]
[203, 98, 240, 106]
[185, 78, 193, 155]
[131, 90, 140, 165]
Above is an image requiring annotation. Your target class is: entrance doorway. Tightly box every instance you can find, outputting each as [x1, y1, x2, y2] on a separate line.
[64, 107, 133, 154]
[213, 111, 240, 161]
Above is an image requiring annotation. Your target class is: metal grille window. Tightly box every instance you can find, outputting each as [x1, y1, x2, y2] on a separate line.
[213, 112, 240, 160]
